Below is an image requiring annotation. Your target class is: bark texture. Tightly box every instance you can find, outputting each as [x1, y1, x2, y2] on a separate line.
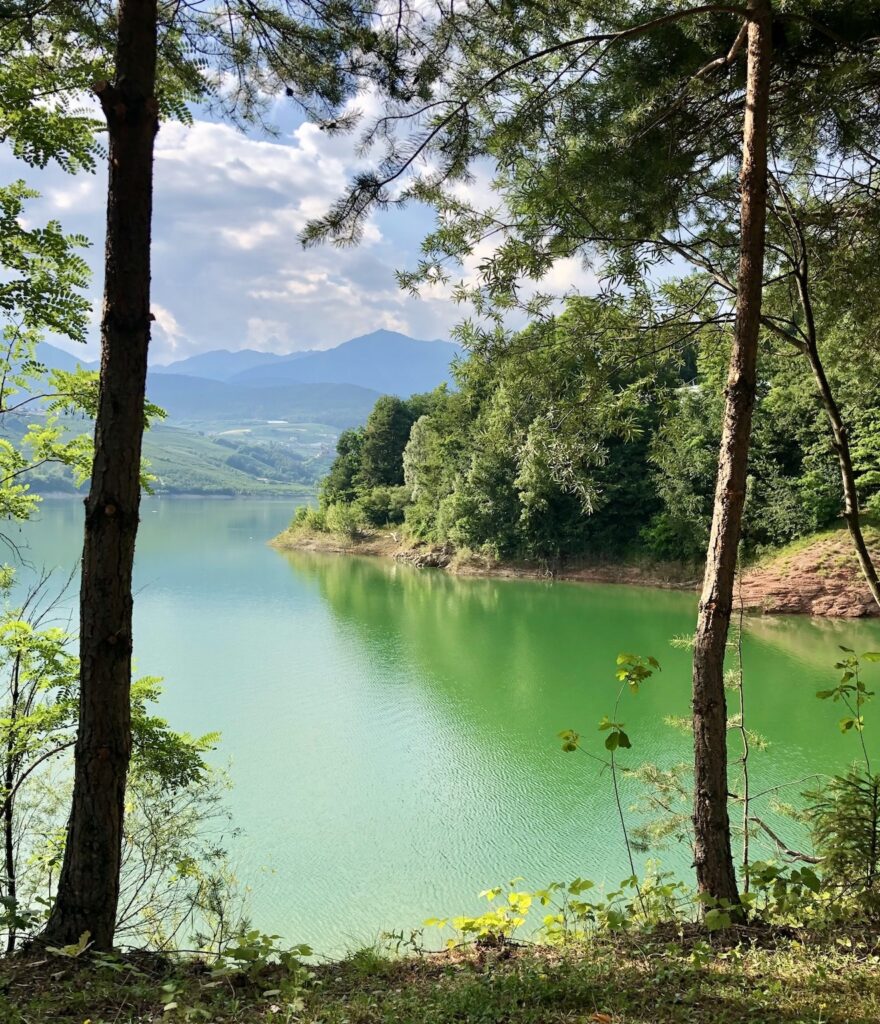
[691, 0, 772, 906]
[43, 0, 158, 950]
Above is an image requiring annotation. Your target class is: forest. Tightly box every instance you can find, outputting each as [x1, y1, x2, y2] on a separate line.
[3, 1, 880, 1023]
[298, 292, 880, 563]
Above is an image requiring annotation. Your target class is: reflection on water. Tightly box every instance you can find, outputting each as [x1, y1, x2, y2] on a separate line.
[14, 499, 880, 953]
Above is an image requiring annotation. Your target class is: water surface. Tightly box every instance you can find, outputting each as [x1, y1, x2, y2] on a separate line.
[15, 498, 880, 953]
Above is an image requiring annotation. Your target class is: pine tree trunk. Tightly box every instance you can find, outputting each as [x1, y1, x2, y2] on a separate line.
[810, 353, 880, 611]
[691, 0, 772, 908]
[42, 0, 158, 951]
[799, 323, 880, 612]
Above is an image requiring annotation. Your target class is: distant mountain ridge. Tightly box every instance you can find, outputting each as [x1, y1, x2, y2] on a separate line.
[146, 373, 380, 429]
[151, 349, 289, 382]
[44, 329, 461, 398]
[226, 330, 460, 396]
[32, 344, 378, 429]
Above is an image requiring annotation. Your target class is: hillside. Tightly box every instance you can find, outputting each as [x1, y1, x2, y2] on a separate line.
[142, 423, 321, 496]
[12, 418, 322, 497]
[23, 332, 460, 495]
[740, 524, 880, 617]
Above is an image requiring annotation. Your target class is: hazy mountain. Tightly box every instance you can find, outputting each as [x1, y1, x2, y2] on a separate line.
[35, 342, 97, 373]
[38, 330, 460, 398]
[228, 330, 460, 396]
[146, 374, 381, 430]
[152, 349, 293, 382]
[33, 344, 379, 429]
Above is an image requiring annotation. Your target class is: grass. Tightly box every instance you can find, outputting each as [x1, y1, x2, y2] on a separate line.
[4, 934, 880, 1024]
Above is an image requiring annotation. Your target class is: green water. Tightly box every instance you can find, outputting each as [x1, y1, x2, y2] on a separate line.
[14, 497, 880, 953]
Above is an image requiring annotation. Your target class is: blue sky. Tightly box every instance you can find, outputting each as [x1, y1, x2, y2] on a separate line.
[3, 95, 594, 365]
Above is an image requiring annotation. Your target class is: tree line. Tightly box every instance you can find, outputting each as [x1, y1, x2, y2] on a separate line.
[1, 0, 879, 951]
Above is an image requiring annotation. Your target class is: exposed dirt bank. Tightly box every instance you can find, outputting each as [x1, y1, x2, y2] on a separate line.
[739, 528, 880, 618]
[271, 525, 880, 618]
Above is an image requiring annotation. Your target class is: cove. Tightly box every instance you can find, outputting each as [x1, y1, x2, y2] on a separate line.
[14, 497, 880, 955]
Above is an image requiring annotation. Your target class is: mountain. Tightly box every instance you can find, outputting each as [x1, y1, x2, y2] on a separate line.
[20, 332, 457, 494]
[152, 349, 292, 382]
[9, 415, 322, 498]
[146, 373, 380, 430]
[37, 330, 461, 398]
[32, 344, 380, 429]
[227, 330, 461, 396]
[35, 342, 97, 373]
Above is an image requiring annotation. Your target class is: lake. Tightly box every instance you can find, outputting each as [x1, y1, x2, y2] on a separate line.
[13, 497, 880, 954]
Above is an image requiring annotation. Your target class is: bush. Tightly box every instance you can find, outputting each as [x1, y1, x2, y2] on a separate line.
[290, 505, 327, 532]
[806, 767, 880, 905]
[324, 502, 361, 539]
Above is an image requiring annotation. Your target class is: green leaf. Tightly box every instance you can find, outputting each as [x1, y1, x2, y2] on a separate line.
[704, 908, 731, 931]
[797, 868, 821, 893]
[604, 732, 620, 752]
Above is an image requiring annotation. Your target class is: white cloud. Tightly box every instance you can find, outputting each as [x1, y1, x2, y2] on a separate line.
[151, 302, 187, 355]
[46, 177, 101, 213]
[0, 104, 599, 365]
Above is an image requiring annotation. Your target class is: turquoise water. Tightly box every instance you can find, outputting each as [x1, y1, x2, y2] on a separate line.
[15, 497, 880, 953]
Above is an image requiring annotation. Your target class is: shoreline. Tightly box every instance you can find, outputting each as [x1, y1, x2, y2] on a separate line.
[271, 526, 880, 619]
[270, 528, 698, 589]
[35, 490, 308, 501]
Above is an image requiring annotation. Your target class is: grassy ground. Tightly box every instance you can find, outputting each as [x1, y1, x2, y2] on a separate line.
[4, 933, 880, 1024]
[748, 516, 880, 569]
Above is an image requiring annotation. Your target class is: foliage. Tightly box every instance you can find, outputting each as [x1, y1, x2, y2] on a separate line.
[0, 571, 230, 950]
[804, 649, 880, 908]
[357, 396, 419, 490]
[301, 391, 444, 532]
[0, 184, 97, 521]
[8, 935, 880, 1024]
[423, 854, 873, 950]
[807, 770, 880, 902]
[324, 502, 361, 539]
[306, 291, 880, 565]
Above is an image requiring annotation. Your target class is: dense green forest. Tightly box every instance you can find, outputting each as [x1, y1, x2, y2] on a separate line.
[299, 291, 880, 564]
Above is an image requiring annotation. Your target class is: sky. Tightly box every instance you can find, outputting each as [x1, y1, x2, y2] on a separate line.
[2, 94, 595, 366]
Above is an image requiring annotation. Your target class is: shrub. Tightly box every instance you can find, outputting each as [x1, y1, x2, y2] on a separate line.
[324, 502, 361, 539]
[290, 504, 327, 532]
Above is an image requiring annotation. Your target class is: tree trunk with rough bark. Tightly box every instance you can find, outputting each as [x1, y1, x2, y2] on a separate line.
[807, 347, 880, 611]
[42, 0, 158, 951]
[691, 0, 772, 908]
[793, 278, 880, 613]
